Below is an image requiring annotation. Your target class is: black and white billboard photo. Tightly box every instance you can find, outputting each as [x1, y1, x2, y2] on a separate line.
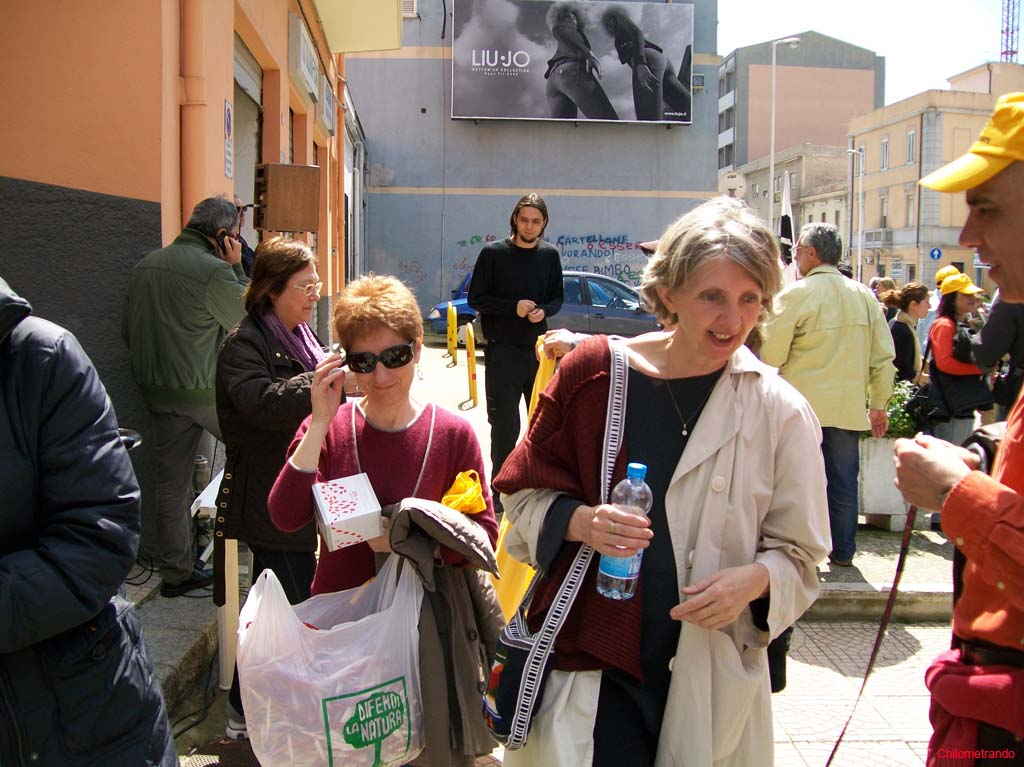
[451, 0, 694, 124]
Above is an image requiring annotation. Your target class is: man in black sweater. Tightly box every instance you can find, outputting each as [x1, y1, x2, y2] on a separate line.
[469, 193, 564, 494]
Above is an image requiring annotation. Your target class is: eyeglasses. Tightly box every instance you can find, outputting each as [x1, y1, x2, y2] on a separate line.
[288, 281, 323, 297]
[345, 341, 416, 374]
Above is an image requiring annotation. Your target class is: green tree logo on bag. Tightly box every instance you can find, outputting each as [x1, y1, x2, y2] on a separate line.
[324, 677, 412, 766]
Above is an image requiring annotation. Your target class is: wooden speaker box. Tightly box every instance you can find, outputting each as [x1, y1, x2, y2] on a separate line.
[253, 163, 320, 232]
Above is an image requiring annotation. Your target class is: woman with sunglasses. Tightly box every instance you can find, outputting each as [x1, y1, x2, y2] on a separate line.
[267, 275, 500, 763]
[268, 273, 499, 593]
[214, 236, 337, 738]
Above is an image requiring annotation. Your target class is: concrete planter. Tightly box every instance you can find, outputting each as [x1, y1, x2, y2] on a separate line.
[858, 436, 910, 532]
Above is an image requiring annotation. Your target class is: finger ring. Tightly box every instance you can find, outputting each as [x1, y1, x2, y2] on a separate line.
[610, 521, 617, 535]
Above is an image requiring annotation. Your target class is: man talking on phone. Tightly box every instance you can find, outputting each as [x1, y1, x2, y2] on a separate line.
[123, 196, 247, 597]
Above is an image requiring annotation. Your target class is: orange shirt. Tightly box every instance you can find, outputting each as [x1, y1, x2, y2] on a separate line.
[928, 316, 983, 376]
[944, 392, 1024, 650]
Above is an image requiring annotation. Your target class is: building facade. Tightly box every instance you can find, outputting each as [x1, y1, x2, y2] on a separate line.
[848, 63, 1024, 290]
[718, 31, 884, 173]
[345, 0, 721, 310]
[0, 0, 393, 526]
[733, 143, 848, 241]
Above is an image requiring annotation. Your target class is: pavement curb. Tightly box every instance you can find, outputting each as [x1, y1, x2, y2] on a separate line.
[137, 592, 220, 713]
[808, 582, 953, 622]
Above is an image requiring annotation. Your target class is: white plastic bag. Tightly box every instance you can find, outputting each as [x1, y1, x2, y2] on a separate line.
[237, 555, 424, 767]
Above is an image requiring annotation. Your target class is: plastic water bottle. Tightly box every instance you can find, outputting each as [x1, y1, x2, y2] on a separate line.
[596, 462, 653, 600]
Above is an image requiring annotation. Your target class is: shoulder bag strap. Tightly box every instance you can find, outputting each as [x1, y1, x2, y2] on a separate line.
[505, 340, 629, 748]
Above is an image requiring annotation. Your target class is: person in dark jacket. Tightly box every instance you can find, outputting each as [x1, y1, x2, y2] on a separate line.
[214, 236, 340, 738]
[0, 276, 176, 766]
[123, 195, 247, 597]
[881, 282, 930, 382]
[971, 289, 1024, 419]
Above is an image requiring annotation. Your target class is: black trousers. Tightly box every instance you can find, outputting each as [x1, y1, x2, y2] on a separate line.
[483, 342, 539, 481]
[228, 545, 316, 716]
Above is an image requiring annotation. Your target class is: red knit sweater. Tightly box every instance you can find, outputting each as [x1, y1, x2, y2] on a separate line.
[495, 337, 643, 681]
[269, 402, 498, 596]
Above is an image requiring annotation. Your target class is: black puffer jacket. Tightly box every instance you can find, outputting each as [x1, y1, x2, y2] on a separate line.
[0, 278, 176, 766]
[212, 313, 322, 601]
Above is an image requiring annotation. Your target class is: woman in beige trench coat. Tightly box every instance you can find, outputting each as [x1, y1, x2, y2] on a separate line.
[494, 197, 831, 766]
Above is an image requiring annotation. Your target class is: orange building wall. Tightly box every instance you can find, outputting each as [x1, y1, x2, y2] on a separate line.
[747, 65, 876, 160]
[0, 1, 166, 203]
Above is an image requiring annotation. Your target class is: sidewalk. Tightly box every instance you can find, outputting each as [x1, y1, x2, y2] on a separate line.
[133, 339, 957, 764]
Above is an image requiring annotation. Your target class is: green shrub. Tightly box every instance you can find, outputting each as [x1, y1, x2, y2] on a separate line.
[867, 378, 918, 440]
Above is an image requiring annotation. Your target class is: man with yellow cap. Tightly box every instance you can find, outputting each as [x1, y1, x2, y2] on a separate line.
[894, 92, 1024, 762]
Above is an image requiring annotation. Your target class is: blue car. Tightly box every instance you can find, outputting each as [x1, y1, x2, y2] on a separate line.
[427, 270, 660, 340]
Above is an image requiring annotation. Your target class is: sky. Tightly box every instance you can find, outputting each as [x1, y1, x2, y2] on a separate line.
[717, 0, 1010, 105]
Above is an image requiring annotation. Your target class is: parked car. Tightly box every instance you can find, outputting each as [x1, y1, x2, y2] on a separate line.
[426, 270, 660, 340]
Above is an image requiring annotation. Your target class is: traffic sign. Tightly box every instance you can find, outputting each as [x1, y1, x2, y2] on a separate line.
[929, 247, 942, 261]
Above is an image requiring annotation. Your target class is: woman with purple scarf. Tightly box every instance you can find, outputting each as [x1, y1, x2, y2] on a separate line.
[213, 236, 341, 739]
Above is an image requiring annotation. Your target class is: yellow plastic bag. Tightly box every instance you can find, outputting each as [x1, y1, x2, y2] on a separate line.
[441, 469, 487, 515]
[527, 337, 557, 418]
[490, 339, 559, 619]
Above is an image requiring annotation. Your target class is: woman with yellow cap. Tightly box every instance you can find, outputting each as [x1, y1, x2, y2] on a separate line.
[927, 273, 992, 445]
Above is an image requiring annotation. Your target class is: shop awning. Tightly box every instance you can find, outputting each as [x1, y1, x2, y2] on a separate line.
[313, 0, 402, 53]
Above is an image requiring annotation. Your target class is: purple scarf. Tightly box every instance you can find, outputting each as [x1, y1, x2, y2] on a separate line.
[261, 311, 326, 372]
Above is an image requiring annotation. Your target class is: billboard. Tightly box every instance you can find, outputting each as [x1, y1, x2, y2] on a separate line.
[452, 0, 693, 124]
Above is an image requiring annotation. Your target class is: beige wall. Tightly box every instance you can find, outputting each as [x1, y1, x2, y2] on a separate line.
[0, 1, 167, 203]
[1, 0, 349, 288]
[747, 65, 876, 162]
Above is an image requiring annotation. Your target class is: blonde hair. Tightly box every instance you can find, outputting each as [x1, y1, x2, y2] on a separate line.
[640, 197, 781, 325]
[331, 274, 423, 350]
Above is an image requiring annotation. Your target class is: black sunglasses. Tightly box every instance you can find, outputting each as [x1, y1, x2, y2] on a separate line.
[345, 341, 415, 374]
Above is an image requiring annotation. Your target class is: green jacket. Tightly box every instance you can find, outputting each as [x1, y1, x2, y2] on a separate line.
[123, 228, 247, 407]
[761, 265, 895, 432]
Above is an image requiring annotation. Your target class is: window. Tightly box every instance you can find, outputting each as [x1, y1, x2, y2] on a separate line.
[752, 182, 759, 196]
[563, 275, 584, 306]
[808, 214, 813, 224]
[881, 196, 889, 228]
[906, 129, 916, 164]
[880, 137, 889, 170]
[820, 212, 826, 223]
[717, 144, 734, 169]
[587, 277, 640, 311]
[402, 0, 418, 16]
[906, 191, 915, 227]
[834, 210, 841, 228]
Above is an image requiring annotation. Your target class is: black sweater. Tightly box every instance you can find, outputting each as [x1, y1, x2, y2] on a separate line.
[468, 238, 564, 345]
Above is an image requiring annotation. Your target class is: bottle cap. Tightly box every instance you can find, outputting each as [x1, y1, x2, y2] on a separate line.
[626, 462, 647, 480]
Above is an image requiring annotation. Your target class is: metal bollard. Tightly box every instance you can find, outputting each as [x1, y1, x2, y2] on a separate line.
[446, 301, 458, 366]
[193, 454, 211, 496]
[465, 322, 478, 407]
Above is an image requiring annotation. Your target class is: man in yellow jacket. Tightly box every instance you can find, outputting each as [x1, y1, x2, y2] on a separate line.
[761, 223, 895, 567]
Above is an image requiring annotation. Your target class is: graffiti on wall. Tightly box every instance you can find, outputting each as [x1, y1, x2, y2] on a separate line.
[553, 233, 648, 286]
[398, 259, 427, 285]
[443, 230, 650, 290]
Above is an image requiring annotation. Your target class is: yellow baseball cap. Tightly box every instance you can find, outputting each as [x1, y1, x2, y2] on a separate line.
[934, 265, 960, 286]
[940, 273, 984, 296]
[920, 92, 1024, 192]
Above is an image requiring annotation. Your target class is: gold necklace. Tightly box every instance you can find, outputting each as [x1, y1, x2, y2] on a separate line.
[664, 378, 715, 437]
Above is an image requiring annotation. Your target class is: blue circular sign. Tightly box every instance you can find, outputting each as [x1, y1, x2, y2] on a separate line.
[929, 247, 942, 261]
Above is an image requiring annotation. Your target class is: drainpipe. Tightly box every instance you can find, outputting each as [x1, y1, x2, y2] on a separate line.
[180, 0, 206, 227]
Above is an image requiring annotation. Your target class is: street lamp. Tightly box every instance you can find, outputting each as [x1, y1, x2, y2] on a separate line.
[768, 36, 800, 233]
[847, 147, 865, 283]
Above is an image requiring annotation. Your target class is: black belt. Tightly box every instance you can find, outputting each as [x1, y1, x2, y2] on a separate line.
[956, 637, 1024, 668]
